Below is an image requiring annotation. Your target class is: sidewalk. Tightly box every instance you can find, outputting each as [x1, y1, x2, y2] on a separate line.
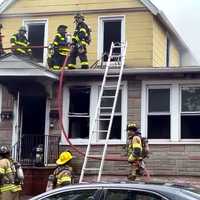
[21, 195, 33, 200]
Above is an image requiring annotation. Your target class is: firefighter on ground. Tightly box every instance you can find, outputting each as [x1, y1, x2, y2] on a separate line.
[46, 150, 73, 191]
[48, 25, 70, 71]
[0, 145, 24, 200]
[10, 26, 32, 56]
[67, 13, 91, 69]
[127, 123, 150, 181]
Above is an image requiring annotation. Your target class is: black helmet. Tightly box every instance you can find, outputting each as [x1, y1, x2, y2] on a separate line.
[74, 13, 84, 21]
[19, 26, 27, 33]
[127, 123, 138, 131]
[0, 145, 10, 155]
[57, 25, 68, 31]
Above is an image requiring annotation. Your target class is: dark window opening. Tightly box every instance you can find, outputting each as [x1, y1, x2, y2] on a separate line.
[148, 115, 170, 139]
[181, 115, 200, 139]
[99, 116, 121, 139]
[166, 37, 170, 67]
[28, 24, 45, 62]
[68, 86, 90, 138]
[103, 20, 121, 61]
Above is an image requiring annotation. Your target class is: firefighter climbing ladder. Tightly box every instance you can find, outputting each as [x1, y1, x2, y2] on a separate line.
[79, 41, 128, 183]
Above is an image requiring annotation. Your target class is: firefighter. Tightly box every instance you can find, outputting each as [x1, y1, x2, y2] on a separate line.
[10, 26, 32, 56]
[48, 25, 70, 71]
[46, 150, 73, 191]
[67, 13, 91, 69]
[127, 123, 149, 181]
[0, 145, 24, 200]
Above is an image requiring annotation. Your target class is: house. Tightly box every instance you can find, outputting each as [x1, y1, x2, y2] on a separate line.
[0, 0, 200, 196]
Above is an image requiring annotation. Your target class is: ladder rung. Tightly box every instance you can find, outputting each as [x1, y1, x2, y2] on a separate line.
[99, 113, 111, 116]
[103, 85, 117, 88]
[102, 96, 115, 98]
[93, 130, 108, 133]
[106, 75, 119, 78]
[84, 168, 100, 171]
[96, 118, 110, 121]
[88, 155, 102, 158]
[100, 107, 113, 109]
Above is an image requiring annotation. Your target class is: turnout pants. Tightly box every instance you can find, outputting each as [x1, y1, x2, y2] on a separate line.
[67, 45, 88, 69]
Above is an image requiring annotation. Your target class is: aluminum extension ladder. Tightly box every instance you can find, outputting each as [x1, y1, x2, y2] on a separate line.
[79, 41, 128, 183]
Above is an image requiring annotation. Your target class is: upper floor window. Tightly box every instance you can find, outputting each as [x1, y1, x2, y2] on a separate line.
[166, 37, 171, 67]
[24, 19, 48, 64]
[98, 16, 125, 62]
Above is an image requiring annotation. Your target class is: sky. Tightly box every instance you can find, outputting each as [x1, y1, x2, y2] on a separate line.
[0, 0, 199, 64]
[150, 0, 200, 64]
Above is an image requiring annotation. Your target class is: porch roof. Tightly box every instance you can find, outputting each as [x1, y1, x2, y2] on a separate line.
[61, 66, 200, 78]
[0, 53, 58, 80]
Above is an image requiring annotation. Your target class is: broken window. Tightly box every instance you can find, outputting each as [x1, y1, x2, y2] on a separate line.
[147, 88, 170, 139]
[99, 16, 124, 62]
[98, 89, 122, 140]
[68, 86, 90, 139]
[181, 86, 200, 139]
[27, 23, 45, 62]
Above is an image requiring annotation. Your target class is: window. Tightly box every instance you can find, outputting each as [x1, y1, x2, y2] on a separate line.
[142, 81, 200, 142]
[42, 189, 99, 200]
[147, 88, 170, 139]
[68, 86, 90, 139]
[105, 189, 164, 200]
[98, 89, 122, 140]
[166, 37, 171, 67]
[181, 86, 200, 139]
[62, 82, 127, 144]
[24, 20, 48, 64]
[98, 16, 125, 62]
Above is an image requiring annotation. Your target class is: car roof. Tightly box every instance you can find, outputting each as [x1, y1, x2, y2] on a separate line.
[30, 181, 200, 200]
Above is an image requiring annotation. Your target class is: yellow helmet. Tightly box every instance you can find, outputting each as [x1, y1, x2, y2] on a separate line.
[127, 122, 138, 131]
[56, 151, 73, 165]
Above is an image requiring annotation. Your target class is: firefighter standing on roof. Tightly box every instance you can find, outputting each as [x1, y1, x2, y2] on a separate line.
[48, 25, 70, 71]
[0, 145, 24, 200]
[46, 150, 73, 191]
[10, 26, 32, 56]
[67, 13, 91, 69]
[127, 123, 150, 181]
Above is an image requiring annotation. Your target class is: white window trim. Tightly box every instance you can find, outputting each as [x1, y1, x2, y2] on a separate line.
[0, 85, 2, 123]
[141, 80, 200, 144]
[61, 81, 127, 145]
[97, 15, 126, 60]
[23, 18, 48, 66]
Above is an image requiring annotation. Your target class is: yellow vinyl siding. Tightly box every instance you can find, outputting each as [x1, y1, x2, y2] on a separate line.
[170, 41, 180, 66]
[4, 0, 144, 14]
[152, 19, 166, 67]
[126, 12, 153, 67]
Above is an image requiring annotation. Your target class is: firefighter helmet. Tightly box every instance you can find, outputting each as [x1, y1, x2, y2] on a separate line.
[0, 145, 10, 155]
[57, 25, 68, 31]
[56, 151, 73, 165]
[74, 13, 85, 21]
[19, 26, 27, 33]
[127, 122, 138, 131]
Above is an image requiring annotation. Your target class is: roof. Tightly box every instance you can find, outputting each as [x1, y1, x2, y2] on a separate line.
[60, 66, 200, 78]
[0, 53, 58, 80]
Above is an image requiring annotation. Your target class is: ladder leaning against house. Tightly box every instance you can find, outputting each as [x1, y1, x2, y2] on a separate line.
[79, 41, 128, 183]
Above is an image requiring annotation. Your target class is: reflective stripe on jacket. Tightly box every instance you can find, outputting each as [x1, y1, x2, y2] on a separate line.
[0, 158, 22, 193]
[10, 33, 31, 55]
[53, 33, 70, 56]
[53, 165, 72, 188]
